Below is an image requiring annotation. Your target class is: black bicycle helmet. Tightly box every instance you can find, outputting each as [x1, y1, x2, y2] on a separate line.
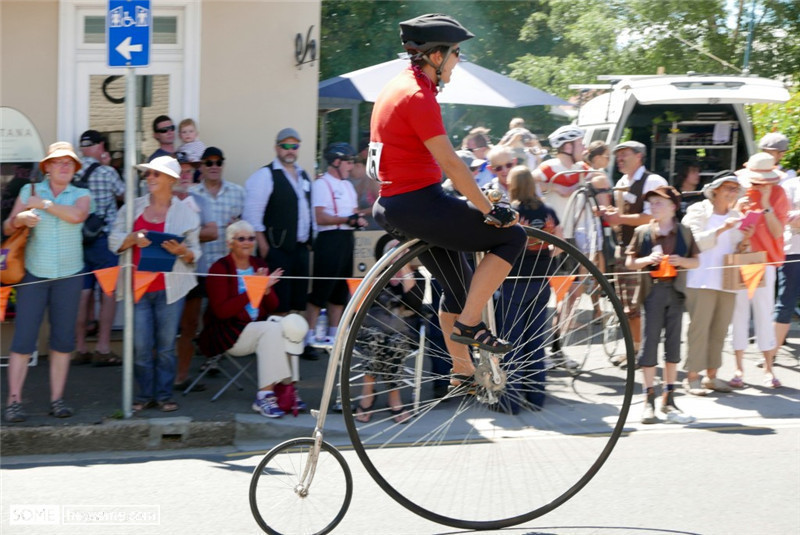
[400, 13, 474, 53]
[323, 142, 356, 165]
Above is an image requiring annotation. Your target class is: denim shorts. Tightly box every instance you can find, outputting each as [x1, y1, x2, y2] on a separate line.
[10, 272, 83, 354]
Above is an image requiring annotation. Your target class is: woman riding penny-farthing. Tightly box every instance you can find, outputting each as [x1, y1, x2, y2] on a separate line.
[249, 14, 634, 535]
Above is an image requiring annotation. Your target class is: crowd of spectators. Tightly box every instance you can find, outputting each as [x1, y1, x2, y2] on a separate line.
[2, 118, 797, 425]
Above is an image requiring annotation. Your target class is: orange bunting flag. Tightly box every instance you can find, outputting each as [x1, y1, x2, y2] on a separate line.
[133, 271, 160, 303]
[740, 263, 766, 299]
[650, 256, 677, 278]
[243, 275, 269, 309]
[94, 266, 121, 296]
[0, 286, 11, 322]
[549, 275, 576, 303]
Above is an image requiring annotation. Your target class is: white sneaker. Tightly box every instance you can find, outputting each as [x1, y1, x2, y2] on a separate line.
[543, 357, 557, 370]
[252, 394, 285, 418]
[557, 357, 580, 370]
[661, 404, 695, 424]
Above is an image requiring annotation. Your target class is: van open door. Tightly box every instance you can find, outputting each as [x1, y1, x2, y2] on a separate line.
[577, 74, 790, 185]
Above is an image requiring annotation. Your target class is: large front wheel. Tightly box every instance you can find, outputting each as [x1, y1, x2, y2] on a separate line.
[341, 227, 634, 530]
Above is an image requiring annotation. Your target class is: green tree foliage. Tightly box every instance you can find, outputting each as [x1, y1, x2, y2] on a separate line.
[749, 88, 800, 171]
[320, 1, 799, 157]
[320, 1, 563, 146]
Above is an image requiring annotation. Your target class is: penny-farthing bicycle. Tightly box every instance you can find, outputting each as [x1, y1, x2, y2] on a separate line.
[249, 226, 635, 535]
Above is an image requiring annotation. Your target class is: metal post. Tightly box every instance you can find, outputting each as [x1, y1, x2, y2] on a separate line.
[122, 67, 137, 418]
[742, 0, 757, 74]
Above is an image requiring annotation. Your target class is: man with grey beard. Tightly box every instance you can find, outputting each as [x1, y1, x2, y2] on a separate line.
[243, 128, 315, 318]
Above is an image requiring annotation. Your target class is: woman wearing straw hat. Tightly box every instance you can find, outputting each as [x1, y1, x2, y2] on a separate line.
[109, 156, 201, 412]
[2, 142, 91, 423]
[730, 152, 790, 389]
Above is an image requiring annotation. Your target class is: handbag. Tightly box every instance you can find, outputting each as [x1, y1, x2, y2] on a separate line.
[0, 182, 35, 285]
[1, 226, 30, 284]
[722, 251, 768, 291]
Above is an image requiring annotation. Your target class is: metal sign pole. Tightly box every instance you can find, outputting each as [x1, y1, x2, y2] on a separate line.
[122, 67, 137, 418]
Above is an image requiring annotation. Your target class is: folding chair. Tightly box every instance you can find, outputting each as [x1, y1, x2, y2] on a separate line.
[182, 352, 257, 401]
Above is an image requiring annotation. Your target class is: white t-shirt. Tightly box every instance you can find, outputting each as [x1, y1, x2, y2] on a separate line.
[615, 166, 668, 215]
[686, 212, 739, 291]
[312, 172, 359, 232]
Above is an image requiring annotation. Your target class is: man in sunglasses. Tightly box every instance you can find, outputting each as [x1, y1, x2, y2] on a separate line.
[147, 115, 177, 162]
[243, 127, 315, 319]
[190, 147, 245, 278]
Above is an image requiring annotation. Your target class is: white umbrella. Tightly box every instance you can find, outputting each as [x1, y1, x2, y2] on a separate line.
[319, 58, 568, 108]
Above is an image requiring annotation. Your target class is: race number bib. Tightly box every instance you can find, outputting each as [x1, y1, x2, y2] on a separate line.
[366, 141, 383, 182]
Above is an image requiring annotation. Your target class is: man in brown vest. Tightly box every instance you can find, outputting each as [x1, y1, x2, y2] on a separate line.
[602, 140, 668, 364]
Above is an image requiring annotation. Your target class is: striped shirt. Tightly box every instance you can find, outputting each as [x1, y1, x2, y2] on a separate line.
[18, 180, 90, 278]
[108, 195, 202, 304]
[190, 180, 245, 273]
[76, 156, 125, 233]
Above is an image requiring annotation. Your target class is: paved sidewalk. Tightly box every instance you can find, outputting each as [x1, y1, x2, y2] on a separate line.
[1, 322, 797, 456]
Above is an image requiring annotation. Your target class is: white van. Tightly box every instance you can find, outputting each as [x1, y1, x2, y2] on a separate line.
[576, 74, 790, 184]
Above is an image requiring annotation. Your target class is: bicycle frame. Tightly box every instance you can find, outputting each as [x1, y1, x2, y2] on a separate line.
[299, 238, 423, 492]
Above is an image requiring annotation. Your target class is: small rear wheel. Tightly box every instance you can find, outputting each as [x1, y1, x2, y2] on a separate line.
[249, 438, 353, 535]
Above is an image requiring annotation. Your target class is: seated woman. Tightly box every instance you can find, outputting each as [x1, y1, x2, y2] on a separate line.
[199, 220, 308, 418]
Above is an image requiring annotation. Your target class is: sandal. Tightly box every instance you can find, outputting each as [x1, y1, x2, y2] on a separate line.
[389, 406, 411, 424]
[450, 321, 513, 354]
[354, 395, 375, 423]
[158, 400, 179, 412]
[448, 373, 477, 396]
[728, 376, 745, 389]
[72, 351, 93, 365]
[763, 375, 782, 389]
[92, 351, 122, 367]
[132, 400, 156, 412]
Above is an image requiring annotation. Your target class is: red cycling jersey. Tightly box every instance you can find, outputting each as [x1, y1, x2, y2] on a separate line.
[370, 67, 447, 197]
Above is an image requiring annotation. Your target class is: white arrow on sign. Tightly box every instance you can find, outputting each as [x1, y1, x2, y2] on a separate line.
[115, 36, 143, 60]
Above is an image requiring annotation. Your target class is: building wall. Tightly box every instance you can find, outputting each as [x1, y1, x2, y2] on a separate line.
[199, 1, 321, 182]
[0, 0, 321, 185]
[0, 1, 60, 147]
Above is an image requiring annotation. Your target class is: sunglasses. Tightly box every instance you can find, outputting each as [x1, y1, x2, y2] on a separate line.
[80, 140, 98, 147]
[234, 236, 256, 242]
[492, 162, 515, 172]
[452, 47, 461, 57]
[204, 160, 224, 167]
[278, 143, 300, 150]
[143, 171, 161, 178]
[155, 125, 176, 133]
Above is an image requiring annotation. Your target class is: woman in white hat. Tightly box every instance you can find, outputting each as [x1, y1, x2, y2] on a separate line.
[2, 142, 91, 422]
[108, 155, 201, 412]
[681, 172, 750, 395]
[729, 153, 790, 389]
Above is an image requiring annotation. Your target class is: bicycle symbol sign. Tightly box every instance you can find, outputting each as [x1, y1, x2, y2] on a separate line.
[107, 0, 151, 67]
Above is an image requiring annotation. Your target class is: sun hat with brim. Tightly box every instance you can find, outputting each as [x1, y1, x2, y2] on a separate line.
[135, 155, 181, 180]
[644, 185, 681, 210]
[703, 170, 741, 199]
[39, 141, 82, 173]
[741, 152, 779, 185]
[703, 171, 741, 199]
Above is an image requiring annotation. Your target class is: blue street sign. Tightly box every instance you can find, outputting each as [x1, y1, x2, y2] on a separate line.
[107, 0, 151, 67]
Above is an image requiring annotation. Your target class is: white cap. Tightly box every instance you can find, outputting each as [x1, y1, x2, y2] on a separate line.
[281, 313, 309, 355]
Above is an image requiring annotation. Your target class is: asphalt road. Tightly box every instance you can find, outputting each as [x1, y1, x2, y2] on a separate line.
[2, 415, 798, 535]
